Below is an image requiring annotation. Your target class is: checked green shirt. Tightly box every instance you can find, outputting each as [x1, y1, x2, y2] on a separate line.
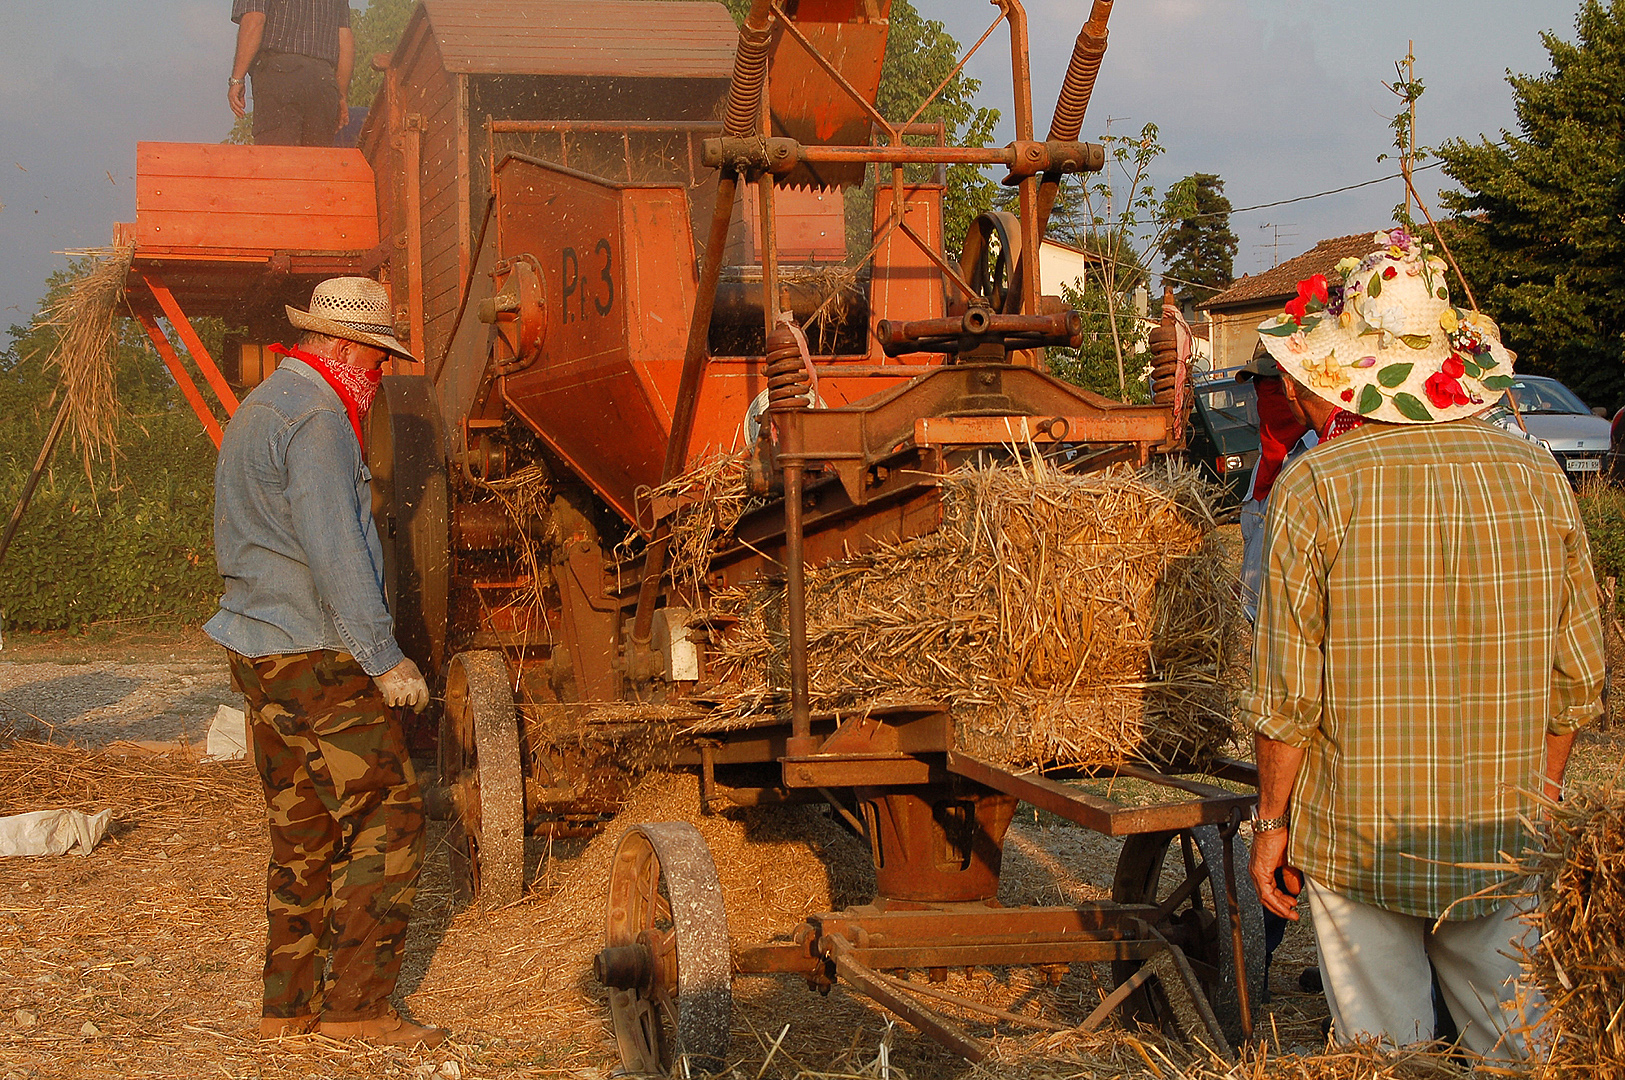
[1242, 419, 1604, 920]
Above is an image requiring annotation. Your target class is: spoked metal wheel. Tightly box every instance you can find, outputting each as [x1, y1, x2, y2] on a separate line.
[439, 650, 525, 906]
[1111, 824, 1266, 1047]
[597, 823, 731, 1076]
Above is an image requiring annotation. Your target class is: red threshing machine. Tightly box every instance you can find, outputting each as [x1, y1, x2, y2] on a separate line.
[116, 0, 1265, 1069]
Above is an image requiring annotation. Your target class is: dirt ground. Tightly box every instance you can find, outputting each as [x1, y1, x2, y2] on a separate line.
[0, 629, 1617, 1080]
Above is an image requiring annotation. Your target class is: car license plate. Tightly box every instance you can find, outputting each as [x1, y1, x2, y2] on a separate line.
[1567, 457, 1602, 472]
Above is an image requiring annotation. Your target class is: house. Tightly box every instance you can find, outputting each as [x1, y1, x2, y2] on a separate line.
[1200, 232, 1378, 372]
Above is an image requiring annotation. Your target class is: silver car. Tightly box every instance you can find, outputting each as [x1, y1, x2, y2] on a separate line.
[1483, 375, 1611, 485]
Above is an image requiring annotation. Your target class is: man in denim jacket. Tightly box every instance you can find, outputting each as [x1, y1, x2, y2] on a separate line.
[207, 277, 445, 1047]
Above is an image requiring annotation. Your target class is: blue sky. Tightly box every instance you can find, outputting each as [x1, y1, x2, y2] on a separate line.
[0, 0, 1584, 328]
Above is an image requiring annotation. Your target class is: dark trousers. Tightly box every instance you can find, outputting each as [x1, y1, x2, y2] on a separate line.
[250, 51, 341, 147]
[228, 649, 426, 1022]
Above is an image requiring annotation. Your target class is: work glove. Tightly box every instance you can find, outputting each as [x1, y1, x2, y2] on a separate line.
[374, 657, 430, 713]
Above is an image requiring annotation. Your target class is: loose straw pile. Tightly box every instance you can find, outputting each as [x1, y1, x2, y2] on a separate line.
[699, 455, 1243, 770]
[1519, 784, 1625, 1072]
[37, 245, 135, 477]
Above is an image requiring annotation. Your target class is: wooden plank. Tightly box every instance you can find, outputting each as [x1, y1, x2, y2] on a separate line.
[456, 73, 472, 298]
[138, 142, 373, 182]
[136, 210, 375, 252]
[139, 176, 372, 216]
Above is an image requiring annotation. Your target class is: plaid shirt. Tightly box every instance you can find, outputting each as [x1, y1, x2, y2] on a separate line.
[1243, 419, 1604, 920]
[232, 0, 350, 65]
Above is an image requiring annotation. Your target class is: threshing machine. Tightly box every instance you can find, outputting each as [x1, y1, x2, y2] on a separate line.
[113, 0, 1266, 1070]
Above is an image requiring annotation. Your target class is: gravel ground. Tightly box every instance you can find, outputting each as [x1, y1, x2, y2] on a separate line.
[0, 656, 238, 749]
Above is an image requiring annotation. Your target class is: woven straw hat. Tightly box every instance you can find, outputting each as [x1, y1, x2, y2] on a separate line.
[286, 277, 416, 361]
[1256, 227, 1514, 423]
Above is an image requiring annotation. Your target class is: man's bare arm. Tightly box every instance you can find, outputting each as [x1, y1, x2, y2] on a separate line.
[229, 12, 265, 118]
[1545, 730, 1576, 803]
[1250, 733, 1306, 920]
[335, 27, 355, 132]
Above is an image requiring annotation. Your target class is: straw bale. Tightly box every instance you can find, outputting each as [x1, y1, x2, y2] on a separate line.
[699, 457, 1244, 769]
[1518, 783, 1625, 1074]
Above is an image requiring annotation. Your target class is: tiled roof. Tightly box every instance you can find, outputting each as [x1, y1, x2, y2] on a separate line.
[1200, 232, 1379, 311]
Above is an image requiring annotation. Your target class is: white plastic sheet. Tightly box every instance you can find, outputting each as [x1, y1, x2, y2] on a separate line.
[206, 704, 249, 762]
[0, 809, 113, 856]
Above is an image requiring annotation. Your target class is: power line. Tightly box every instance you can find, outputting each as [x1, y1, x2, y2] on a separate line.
[1197, 158, 1449, 220]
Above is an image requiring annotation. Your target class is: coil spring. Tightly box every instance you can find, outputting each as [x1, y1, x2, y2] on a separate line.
[1047, 1, 1112, 140]
[765, 322, 810, 411]
[724, 23, 773, 138]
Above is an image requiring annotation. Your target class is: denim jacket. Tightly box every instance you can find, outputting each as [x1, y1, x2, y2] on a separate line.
[204, 357, 404, 676]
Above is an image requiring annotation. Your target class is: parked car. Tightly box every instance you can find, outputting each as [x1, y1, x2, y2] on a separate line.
[1487, 375, 1611, 486]
[1185, 367, 1260, 507]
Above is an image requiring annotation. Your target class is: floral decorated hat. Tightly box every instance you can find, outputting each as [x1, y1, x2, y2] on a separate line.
[1255, 227, 1515, 423]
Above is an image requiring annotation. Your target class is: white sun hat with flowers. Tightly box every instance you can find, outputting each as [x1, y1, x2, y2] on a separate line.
[1255, 227, 1515, 423]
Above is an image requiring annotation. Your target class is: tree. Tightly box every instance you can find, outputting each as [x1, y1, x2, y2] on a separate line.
[349, 0, 418, 110]
[1437, 0, 1625, 409]
[1156, 173, 1236, 307]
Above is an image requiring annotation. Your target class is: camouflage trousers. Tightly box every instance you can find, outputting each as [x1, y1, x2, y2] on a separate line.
[227, 649, 426, 1023]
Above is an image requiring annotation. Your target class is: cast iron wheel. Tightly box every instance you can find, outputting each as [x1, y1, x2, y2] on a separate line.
[1111, 824, 1266, 1047]
[603, 822, 731, 1075]
[440, 650, 525, 906]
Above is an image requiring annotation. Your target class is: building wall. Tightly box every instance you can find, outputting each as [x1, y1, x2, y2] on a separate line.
[1208, 302, 1282, 372]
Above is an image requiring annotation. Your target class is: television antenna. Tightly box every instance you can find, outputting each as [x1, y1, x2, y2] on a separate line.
[1258, 222, 1298, 268]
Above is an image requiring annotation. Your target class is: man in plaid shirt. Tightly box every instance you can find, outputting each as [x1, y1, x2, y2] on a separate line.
[1243, 229, 1604, 1060]
[228, 0, 354, 146]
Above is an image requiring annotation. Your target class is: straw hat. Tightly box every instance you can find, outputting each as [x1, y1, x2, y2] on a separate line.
[286, 277, 416, 361]
[1256, 227, 1514, 423]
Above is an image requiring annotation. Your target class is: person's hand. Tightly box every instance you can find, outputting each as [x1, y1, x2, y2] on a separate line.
[229, 80, 248, 118]
[336, 95, 348, 135]
[1250, 828, 1303, 921]
[374, 657, 429, 713]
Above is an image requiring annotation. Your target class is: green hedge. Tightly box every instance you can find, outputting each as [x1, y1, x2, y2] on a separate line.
[0, 412, 218, 632]
[1578, 482, 1625, 610]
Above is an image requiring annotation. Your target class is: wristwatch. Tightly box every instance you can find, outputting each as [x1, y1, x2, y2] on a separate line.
[1250, 811, 1290, 836]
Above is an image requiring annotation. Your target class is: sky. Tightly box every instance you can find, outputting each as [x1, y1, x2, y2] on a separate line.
[0, 0, 1588, 331]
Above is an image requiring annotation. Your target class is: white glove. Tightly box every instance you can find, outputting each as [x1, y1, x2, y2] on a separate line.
[374, 657, 430, 713]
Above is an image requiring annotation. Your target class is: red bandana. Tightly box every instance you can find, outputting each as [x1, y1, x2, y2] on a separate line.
[1321, 407, 1366, 442]
[270, 344, 383, 449]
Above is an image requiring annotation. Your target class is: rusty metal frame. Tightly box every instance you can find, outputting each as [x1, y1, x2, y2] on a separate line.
[140, 273, 239, 417]
[134, 312, 223, 448]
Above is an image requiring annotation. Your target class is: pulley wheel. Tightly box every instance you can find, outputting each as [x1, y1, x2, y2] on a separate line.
[958, 210, 1026, 315]
[1111, 825, 1266, 1047]
[603, 822, 731, 1074]
[440, 650, 525, 906]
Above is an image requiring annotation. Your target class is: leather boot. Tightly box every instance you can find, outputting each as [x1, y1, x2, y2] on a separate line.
[319, 1008, 447, 1048]
[259, 1015, 318, 1038]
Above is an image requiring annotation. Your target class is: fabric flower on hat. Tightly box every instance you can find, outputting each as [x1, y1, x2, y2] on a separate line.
[1425, 369, 1470, 409]
[1303, 349, 1348, 389]
[1283, 273, 1330, 327]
